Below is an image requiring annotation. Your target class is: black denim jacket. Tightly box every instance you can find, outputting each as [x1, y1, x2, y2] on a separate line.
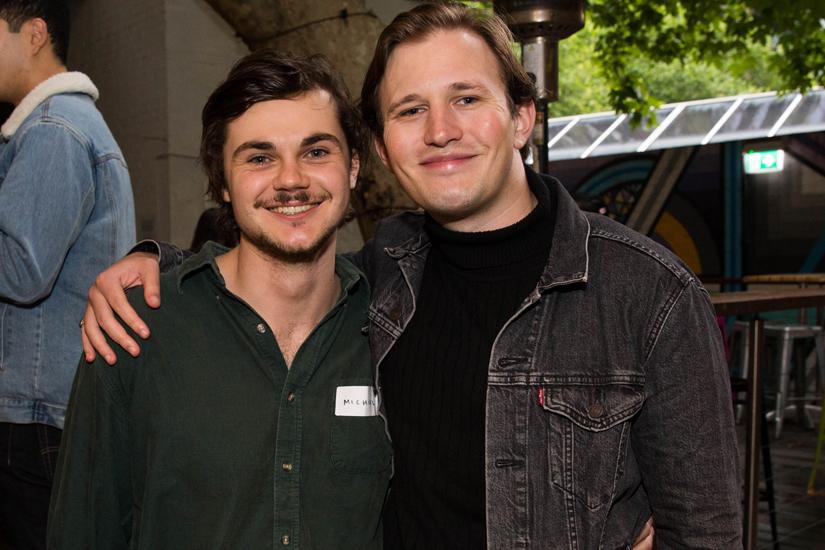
[354, 169, 742, 549]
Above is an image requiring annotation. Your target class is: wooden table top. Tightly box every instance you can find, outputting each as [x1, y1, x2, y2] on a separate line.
[711, 288, 825, 316]
[742, 273, 825, 285]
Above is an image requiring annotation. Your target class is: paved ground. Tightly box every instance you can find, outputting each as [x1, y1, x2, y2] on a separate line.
[752, 421, 825, 549]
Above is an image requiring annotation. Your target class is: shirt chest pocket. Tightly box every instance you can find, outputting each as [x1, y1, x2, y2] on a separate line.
[329, 380, 392, 475]
[541, 383, 644, 510]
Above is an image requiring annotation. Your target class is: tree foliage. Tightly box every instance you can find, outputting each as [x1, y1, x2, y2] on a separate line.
[586, 0, 825, 124]
[553, 18, 785, 119]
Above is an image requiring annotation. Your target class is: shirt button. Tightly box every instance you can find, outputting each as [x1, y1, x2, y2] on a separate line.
[281, 534, 290, 545]
[282, 462, 293, 472]
[256, 323, 266, 334]
[287, 392, 295, 403]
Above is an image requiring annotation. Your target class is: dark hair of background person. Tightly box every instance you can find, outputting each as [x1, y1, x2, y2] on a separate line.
[360, 0, 536, 139]
[200, 49, 368, 234]
[189, 207, 240, 252]
[0, 0, 70, 64]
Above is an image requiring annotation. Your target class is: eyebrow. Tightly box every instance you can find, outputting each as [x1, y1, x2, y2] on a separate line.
[385, 82, 486, 114]
[301, 133, 343, 149]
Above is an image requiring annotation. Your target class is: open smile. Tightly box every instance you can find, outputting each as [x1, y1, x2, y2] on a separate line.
[267, 204, 317, 215]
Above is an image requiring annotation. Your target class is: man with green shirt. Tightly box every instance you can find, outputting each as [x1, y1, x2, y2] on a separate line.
[47, 50, 391, 549]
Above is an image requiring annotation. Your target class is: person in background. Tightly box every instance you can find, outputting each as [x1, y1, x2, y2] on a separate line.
[189, 206, 239, 252]
[0, 1, 135, 548]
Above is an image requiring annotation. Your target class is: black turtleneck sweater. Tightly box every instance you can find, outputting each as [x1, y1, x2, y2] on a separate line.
[382, 176, 556, 549]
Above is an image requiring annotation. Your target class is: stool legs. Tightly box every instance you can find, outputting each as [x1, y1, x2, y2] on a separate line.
[775, 333, 794, 439]
[808, 392, 825, 496]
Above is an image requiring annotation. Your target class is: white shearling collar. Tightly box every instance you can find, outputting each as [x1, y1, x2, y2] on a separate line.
[2, 71, 99, 139]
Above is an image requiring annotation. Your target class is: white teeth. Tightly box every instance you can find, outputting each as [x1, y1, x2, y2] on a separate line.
[269, 204, 314, 215]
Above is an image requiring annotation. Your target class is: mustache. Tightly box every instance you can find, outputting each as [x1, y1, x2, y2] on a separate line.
[254, 191, 320, 209]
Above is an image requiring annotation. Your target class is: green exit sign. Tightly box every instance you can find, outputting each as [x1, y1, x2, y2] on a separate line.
[743, 149, 785, 174]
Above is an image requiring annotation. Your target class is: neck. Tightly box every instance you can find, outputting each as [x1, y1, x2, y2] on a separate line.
[217, 237, 340, 327]
[216, 237, 341, 368]
[13, 63, 66, 106]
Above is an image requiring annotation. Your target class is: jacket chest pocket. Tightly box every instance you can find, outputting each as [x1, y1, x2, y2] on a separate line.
[542, 383, 644, 510]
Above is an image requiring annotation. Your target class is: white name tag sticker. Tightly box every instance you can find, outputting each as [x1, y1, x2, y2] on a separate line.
[335, 386, 379, 417]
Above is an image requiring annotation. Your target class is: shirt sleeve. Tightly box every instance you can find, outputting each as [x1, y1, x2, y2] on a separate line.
[630, 281, 742, 548]
[47, 355, 133, 549]
[128, 239, 191, 273]
[0, 122, 96, 303]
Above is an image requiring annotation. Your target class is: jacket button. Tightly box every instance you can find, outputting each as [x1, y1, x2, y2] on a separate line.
[287, 392, 295, 403]
[282, 462, 293, 472]
[256, 323, 266, 334]
[281, 534, 290, 545]
[588, 402, 605, 418]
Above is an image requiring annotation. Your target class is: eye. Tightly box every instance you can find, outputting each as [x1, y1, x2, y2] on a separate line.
[248, 154, 270, 165]
[306, 147, 329, 159]
[457, 96, 478, 106]
[399, 106, 424, 117]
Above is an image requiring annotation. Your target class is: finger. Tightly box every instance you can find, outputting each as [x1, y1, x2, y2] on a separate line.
[95, 272, 151, 339]
[141, 260, 162, 309]
[87, 286, 140, 361]
[82, 299, 118, 365]
[80, 309, 96, 363]
[631, 519, 654, 550]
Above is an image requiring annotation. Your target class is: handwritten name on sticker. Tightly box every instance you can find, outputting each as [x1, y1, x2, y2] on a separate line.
[335, 386, 379, 417]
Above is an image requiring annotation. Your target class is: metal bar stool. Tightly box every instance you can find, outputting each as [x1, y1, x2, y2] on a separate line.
[734, 321, 825, 438]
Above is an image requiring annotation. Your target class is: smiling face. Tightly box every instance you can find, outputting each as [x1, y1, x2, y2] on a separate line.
[376, 29, 535, 232]
[221, 89, 358, 263]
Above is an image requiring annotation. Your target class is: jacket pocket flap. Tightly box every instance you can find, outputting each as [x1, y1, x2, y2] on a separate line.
[541, 384, 644, 431]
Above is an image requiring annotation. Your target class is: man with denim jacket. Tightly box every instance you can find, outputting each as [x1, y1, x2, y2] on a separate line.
[0, 1, 135, 547]
[79, 2, 741, 548]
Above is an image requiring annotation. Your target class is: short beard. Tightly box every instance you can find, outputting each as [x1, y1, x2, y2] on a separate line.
[244, 222, 338, 264]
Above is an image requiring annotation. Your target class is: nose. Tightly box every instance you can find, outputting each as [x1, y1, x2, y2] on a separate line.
[424, 104, 461, 147]
[274, 157, 308, 190]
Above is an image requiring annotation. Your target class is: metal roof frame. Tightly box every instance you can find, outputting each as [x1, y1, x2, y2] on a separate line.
[546, 89, 825, 162]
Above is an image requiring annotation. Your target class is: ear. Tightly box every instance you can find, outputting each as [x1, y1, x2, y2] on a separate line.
[348, 152, 360, 190]
[373, 136, 390, 169]
[512, 101, 536, 150]
[26, 18, 50, 56]
[222, 186, 231, 204]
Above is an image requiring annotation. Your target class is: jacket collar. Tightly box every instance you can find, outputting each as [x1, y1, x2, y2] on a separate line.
[2, 71, 99, 139]
[527, 168, 591, 291]
[388, 166, 591, 290]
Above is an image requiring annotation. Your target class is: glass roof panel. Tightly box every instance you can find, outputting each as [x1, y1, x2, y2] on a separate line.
[545, 90, 825, 162]
[546, 115, 615, 161]
[589, 108, 672, 157]
[652, 100, 737, 150]
[775, 92, 825, 135]
[709, 94, 796, 143]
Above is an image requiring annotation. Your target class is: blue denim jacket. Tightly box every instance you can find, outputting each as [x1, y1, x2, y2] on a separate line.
[0, 72, 135, 429]
[357, 170, 742, 549]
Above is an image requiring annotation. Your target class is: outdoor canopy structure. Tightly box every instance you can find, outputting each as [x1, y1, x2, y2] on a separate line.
[543, 88, 825, 283]
[546, 88, 825, 162]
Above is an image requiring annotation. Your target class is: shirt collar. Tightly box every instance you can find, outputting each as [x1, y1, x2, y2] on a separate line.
[175, 241, 366, 297]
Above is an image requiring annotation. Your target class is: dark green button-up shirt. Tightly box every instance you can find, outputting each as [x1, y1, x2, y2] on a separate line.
[48, 243, 391, 549]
